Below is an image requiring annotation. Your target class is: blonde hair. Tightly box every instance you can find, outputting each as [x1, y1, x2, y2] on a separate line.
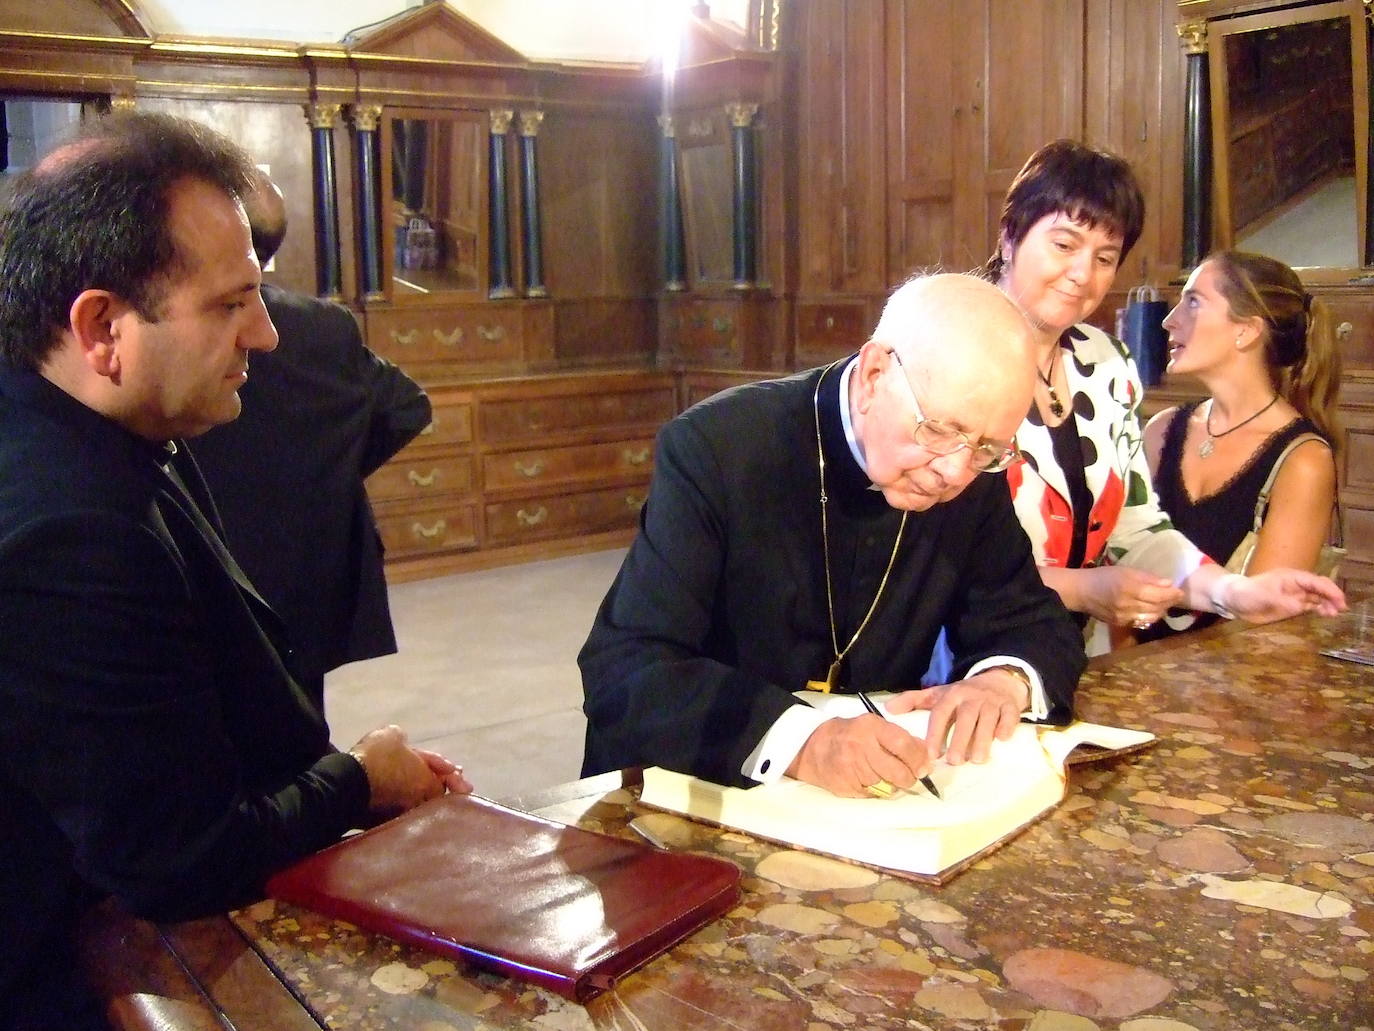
[1207, 250, 1342, 452]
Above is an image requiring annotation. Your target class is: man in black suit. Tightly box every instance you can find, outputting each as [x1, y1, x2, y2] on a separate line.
[580, 273, 1086, 796]
[0, 112, 468, 1031]
[190, 174, 430, 709]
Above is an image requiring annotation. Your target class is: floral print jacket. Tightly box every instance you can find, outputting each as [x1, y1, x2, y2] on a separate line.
[1005, 322, 1202, 580]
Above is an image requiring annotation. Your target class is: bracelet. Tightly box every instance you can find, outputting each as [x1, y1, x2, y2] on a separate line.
[1209, 572, 1244, 620]
[981, 663, 1033, 705]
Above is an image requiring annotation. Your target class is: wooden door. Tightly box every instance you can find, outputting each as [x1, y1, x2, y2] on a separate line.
[794, 0, 889, 296]
[886, 0, 1085, 279]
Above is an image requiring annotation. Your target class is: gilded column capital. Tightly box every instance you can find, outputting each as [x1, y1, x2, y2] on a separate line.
[517, 111, 544, 137]
[490, 109, 515, 135]
[305, 103, 341, 130]
[1177, 20, 1207, 55]
[725, 102, 758, 129]
[349, 105, 382, 132]
[657, 114, 676, 139]
[109, 94, 137, 112]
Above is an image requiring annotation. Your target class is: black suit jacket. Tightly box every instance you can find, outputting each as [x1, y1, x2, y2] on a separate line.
[579, 363, 1085, 787]
[189, 284, 431, 688]
[0, 367, 370, 1029]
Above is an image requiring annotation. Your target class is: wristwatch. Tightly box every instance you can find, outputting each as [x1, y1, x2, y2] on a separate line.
[981, 663, 1033, 704]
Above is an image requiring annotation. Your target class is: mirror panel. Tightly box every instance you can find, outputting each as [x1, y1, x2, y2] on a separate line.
[681, 139, 734, 285]
[386, 110, 486, 298]
[1209, 2, 1369, 269]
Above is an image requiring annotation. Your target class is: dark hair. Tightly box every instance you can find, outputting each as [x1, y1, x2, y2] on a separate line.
[980, 139, 1145, 280]
[0, 111, 258, 370]
[1207, 249, 1342, 449]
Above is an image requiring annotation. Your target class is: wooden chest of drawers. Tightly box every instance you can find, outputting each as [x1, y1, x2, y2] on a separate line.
[367, 370, 675, 580]
[364, 301, 555, 385]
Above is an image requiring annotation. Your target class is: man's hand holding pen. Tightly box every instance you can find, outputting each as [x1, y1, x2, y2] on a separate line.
[786, 709, 934, 799]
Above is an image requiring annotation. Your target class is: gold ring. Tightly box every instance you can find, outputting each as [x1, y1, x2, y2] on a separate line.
[1133, 613, 1152, 629]
[866, 779, 895, 798]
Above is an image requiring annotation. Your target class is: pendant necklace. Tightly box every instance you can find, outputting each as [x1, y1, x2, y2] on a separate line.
[1037, 345, 1065, 419]
[806, 361, 908, 693]
[1198, 394, 1279, 458]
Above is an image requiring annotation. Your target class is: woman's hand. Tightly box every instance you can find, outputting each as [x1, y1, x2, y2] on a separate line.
[1047, 564, 1184, 626]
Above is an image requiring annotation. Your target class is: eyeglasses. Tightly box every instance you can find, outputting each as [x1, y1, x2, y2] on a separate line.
[884, 349, 1021, 473]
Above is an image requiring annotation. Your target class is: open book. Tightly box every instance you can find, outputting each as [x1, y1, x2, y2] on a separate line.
[639, 693, 1154, 884]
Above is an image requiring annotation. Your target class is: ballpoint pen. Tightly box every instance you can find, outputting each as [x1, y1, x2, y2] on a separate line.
[856, 691, 942, 799]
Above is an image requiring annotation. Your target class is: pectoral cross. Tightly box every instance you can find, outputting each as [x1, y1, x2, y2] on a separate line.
[806, 657, 843, 693]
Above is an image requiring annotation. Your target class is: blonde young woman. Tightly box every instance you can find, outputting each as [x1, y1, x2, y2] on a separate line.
[1137, 251, 1341, 640]
[984, 140, 1343, 649]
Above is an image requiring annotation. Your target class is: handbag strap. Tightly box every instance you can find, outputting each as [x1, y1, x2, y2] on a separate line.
[1249, 432, 1342, 544]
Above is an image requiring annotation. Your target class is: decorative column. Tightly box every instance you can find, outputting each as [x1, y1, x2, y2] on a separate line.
[726, 101, 759, 288]
[659, 114, 687, 291]
[488, 109, 516, 299]
[350, 104, 385, 300]
[1365, 3, 1374, 266]
[517, 111, 547, 298]
[1178, 21, 1211, 270]
[305, 103, 343, 300]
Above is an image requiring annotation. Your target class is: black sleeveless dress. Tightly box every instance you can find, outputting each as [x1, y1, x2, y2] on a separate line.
[1138, 402, 1322, 642]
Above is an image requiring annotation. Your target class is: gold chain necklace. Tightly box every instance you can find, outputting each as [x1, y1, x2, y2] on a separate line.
[805, 360, 909, 693]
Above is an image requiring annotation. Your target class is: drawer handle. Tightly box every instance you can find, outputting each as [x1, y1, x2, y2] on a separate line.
[712, 317, 734, 334]
[622, 447, 650, 466]
[824, 315, 835, 329]
[516, 506, 548, 527]
[625, 493, 645, 509]
[419, 419, 437, 436]
[1337, 321, 1353, 340]
[411, 519, 446, 540]
[434, 326, 465, 346]
[390, 328, 419, 346]
[514, 460, 545, 478]
[407, 469, 438, 487]
[477, 324, 505, 341]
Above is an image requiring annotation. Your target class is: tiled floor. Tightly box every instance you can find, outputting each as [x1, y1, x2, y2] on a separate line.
[323, 547, 627, 802]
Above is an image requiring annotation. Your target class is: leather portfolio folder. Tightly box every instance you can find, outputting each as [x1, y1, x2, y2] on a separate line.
[266, 793, 741, 1002]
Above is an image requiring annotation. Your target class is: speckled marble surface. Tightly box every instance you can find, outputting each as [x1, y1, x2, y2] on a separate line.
[230, 612, 1374, 1030]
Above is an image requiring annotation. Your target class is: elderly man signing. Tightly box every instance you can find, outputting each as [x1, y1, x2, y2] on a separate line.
[581, 273, 1086, 799]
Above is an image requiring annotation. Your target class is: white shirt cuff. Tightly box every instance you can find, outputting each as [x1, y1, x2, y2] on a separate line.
[740, 703, 833, 783]
[966, 656, 1049, 721]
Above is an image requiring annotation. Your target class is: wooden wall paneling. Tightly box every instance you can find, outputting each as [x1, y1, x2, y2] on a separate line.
[540, 108, 658, 301]
[1333, 372, 1374, 590]
[0, 0, 148, 37]
[539, 107, 658, 366]
[794, 0, 887, 296]
[0, 34, 141, 99]
[885, 0, 963, 276]
[552, 299, 656, 367]
[978, 0, 1086, 258]
[1084, 0, 1188, 288]
[885, 0, 1084, 280]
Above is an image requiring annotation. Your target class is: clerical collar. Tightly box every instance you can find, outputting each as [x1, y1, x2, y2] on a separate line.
[836, 356, 876, 486]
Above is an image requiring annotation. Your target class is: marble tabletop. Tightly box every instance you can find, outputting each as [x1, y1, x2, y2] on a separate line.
[114, 611, 1374, 1030]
